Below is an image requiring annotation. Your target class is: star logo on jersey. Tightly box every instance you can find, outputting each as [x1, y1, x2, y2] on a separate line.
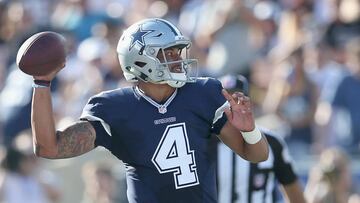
[129, 26, 154, 51]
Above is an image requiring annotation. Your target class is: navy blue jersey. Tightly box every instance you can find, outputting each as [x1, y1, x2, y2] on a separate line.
[80, 78, 228, 203]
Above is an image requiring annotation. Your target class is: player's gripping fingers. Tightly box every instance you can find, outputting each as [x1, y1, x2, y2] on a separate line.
[33, 62, 65, 81]
[240, 96, 251, 111]
[231, 92, 252, 114]
[222, 89, 237, 106]
[231, 92, 245, 105]
[223, 107, 233, 120]
[234, 92, 251, 105]
[241, 96, 252, 112]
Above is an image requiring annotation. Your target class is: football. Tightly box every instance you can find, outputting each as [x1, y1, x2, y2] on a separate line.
[16, 31, 66, 76]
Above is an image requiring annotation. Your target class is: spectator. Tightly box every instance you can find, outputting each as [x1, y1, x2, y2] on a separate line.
[263, 46, 318, 156]
[310, 39, 350, 151]
[179, 0, 261, 76]
[305, 147, 360, 203]
[0, 64, 59, 146]
[0, 131, 62, 203]
[327, 38, 360, 152]
[81, 161, 127, 203]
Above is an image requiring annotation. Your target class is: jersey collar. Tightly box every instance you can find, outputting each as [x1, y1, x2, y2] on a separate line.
[134, 86, 178, 114]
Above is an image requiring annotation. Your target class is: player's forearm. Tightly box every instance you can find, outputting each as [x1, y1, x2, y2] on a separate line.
[242, 135, 269, 163]
[219, 123, 269, 162]
[31, 88, 58, 158]
[282, 181, 306, 203]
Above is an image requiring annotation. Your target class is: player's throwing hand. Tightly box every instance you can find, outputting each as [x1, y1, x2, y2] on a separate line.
[33, 62, 65, 82]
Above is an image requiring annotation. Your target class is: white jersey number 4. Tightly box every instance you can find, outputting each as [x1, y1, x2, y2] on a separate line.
[152, 123, 199, 189]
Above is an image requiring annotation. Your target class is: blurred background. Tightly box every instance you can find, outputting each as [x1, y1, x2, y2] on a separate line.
[0, 0, 359, 202]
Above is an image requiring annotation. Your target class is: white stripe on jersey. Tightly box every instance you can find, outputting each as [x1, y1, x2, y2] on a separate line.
[217, 143, 235, 203]
[213, 101, 230, 124]
[265, 173, 275, 203]
[234, 154, 250, 203]
[258, 146, 274, 169]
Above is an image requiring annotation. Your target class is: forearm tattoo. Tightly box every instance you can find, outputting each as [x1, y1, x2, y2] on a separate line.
[55, 121, 96, 158]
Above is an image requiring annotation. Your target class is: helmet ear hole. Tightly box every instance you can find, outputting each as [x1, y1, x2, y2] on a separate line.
[135, 61, 147, 67]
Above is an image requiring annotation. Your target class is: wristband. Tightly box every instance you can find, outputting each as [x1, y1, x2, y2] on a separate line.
[32, 83, 50, 88]
[33, 80, 51, 88]
[241, 127, 262, 144]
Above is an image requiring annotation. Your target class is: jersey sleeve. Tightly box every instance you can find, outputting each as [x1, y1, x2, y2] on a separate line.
[80, 94, 112, 150]
[205, 78, 228, 135]
[267, 133, 298, 185]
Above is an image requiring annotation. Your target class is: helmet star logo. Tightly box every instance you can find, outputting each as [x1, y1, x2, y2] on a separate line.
[129, 26, 154, 51]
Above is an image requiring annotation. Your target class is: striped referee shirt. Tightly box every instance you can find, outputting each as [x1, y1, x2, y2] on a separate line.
[217, 130, 298, 203]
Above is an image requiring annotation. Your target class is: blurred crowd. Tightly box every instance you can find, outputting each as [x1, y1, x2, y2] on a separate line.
[0, 0, 359, 202]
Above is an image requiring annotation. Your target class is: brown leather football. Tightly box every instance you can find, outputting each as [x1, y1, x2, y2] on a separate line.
[16, 31, 66, 76]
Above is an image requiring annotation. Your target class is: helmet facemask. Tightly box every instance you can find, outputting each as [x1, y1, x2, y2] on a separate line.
[153, 44, 198, 88]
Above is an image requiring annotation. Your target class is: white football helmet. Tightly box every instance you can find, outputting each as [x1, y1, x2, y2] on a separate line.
[117, 18, 198, 88]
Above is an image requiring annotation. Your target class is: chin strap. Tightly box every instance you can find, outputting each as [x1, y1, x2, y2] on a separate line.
[167, 80, 185, 88]
[167, 72, 187, 87]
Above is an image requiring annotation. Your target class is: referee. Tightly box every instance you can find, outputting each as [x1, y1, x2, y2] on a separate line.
[217, 75, 306, 203]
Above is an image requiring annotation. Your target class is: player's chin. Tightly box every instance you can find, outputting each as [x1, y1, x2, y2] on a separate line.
[169, 65, 183, 73]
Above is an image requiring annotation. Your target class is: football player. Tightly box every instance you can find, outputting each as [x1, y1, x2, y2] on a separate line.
[30, 18, 269, 203]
